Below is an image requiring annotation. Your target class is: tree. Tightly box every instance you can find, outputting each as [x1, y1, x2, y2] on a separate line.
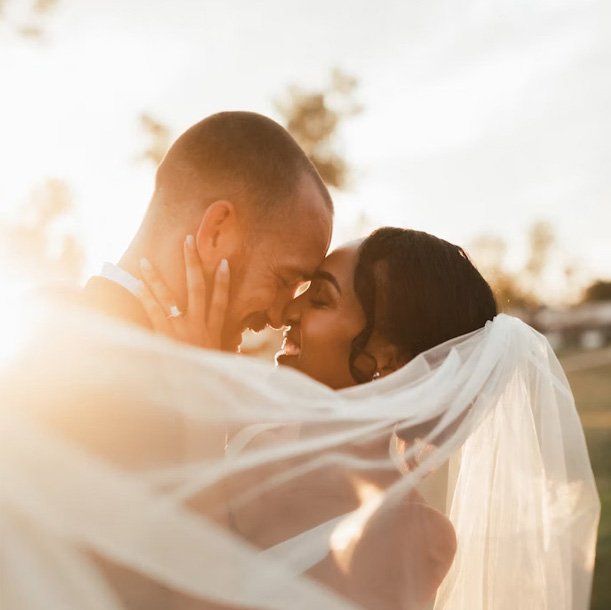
[0, 2, 85, 286]
[0, 0, 60, 39]
[0, 179, 85, 284]
[524, 221, 556, 283]
[582, 280, 611, 303]
[276, 68, 361, 190]
[137, 113, 172, 167]
[467, 235, 537, 312]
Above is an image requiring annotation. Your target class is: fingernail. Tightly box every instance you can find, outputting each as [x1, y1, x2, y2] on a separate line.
[185, 235, 195, 248]
[140, 258, 152, 271]
[219, 259, 229, 274]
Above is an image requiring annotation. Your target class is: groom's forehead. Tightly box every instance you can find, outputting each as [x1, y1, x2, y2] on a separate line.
[278, 261, 316, 281]
[264, 201, 332, 250]
[290, 172, 333, 218]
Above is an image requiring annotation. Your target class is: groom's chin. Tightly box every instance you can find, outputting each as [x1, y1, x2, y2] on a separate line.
[221, 331, 242, 353]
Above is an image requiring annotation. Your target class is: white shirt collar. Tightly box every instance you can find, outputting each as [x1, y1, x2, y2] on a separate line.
[99, 263, 143, 298]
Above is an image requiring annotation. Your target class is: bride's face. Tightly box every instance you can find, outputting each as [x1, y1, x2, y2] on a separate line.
[276, 241, 367, 389]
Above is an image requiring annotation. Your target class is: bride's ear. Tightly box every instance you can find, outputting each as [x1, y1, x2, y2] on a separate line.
[368, 341, 410, 379]
[195, 201, 242, 273]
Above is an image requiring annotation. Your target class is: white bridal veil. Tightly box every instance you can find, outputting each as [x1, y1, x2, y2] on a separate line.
[0, 298, 600, 610]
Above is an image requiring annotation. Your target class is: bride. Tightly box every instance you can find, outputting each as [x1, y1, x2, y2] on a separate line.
[139, 226, 497, 609]
[137, 226, 597, 609]
[0, 228, 600, 610]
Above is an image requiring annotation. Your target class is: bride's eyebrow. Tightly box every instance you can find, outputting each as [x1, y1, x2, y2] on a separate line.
[312, 270, 341, 294]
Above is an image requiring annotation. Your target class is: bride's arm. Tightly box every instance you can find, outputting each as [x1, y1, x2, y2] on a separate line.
[307, 488, 457, 610]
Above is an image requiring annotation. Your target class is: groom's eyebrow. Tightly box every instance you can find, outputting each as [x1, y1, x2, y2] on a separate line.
[281, 265, 314, 283]
[313, 271, 341, 294]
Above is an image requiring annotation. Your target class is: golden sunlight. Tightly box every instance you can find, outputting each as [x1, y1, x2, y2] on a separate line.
[330, 477, 384, 574]
[0, 278, 33, 369]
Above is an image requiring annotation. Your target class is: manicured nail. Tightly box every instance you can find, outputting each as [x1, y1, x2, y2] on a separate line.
[219, 259, 229, 274]
[140, 258, 152, 272]
[185, 235, 195, 249]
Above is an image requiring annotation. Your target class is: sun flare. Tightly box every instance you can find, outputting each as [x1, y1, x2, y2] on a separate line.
[0, 278, 34, 369]
[330, 477, 384, 574]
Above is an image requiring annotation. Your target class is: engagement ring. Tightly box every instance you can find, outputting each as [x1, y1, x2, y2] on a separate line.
[167, 305, 183, 319]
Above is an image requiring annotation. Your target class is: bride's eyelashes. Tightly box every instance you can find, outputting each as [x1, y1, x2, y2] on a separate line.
[306, 283, 336, 309]
[309, 297, 329, 308]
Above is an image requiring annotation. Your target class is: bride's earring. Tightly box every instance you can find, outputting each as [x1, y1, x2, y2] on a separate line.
[372, 370, 381, 380]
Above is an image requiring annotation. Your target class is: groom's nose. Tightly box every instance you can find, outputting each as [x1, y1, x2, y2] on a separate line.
[281, 293, 301, 328]
[266, 302, 286, 330]
[267, 290, 295, 330]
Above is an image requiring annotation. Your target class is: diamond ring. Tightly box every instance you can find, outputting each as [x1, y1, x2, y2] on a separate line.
[167, 305, 183, 319]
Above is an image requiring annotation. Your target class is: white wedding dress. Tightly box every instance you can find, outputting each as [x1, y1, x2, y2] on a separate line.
[0, 297, 600, 610]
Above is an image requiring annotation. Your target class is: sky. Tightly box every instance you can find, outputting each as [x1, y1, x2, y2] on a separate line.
[0, 0, 609, 294]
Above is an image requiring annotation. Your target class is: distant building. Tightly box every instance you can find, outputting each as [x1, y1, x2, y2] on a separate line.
[244, 302, 611, 359]
[529, 302, 611, 351]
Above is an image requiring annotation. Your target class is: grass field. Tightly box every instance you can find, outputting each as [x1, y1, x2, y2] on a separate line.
[564, 358, 611, 610]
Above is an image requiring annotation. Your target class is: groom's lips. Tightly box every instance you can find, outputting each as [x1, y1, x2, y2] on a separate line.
[246, 321, 267, 333]
[242, 313, 269, 334]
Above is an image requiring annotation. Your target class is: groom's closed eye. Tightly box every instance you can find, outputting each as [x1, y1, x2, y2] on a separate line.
[274, 264, 310, 290]
[278, 271, 312, 297]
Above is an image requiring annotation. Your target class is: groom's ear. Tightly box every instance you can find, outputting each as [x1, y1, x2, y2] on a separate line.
[195, 200, 242, 272]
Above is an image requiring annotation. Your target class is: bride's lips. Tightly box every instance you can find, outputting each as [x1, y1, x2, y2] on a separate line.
[276, 329, 301, 364]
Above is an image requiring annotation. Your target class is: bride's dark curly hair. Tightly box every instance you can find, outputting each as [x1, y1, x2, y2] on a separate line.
[349, 227, 498, 383]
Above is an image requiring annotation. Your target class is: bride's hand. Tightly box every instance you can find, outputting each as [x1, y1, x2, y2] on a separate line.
[138, 235, 230, 349]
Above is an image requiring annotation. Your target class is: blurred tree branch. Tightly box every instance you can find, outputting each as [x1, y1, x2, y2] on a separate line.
[468, 234, 537, 311]
[0, 179, 85, 283]
[0, 0, 59, 40]
[468, 221, 586, 311]
[136, 113, 172, 167]
[582, 280, 611, 303]
[276, 68, 362, 190]
[524, 221, 556, 283]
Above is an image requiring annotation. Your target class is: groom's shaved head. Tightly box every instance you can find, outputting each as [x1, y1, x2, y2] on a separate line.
[130, 111, 334, 352]
[152, 111, 333, 226]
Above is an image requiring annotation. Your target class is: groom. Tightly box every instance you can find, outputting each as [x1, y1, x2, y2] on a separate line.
[82, 111, 333, 351]
[70, 111, 334, 609]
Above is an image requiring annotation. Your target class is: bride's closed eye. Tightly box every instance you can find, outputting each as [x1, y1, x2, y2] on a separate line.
[307, 282, 336, 309]
[309, 297, 328, 309]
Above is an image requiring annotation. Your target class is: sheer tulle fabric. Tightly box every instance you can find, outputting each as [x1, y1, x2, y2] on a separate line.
[0, 300, 600, 610]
